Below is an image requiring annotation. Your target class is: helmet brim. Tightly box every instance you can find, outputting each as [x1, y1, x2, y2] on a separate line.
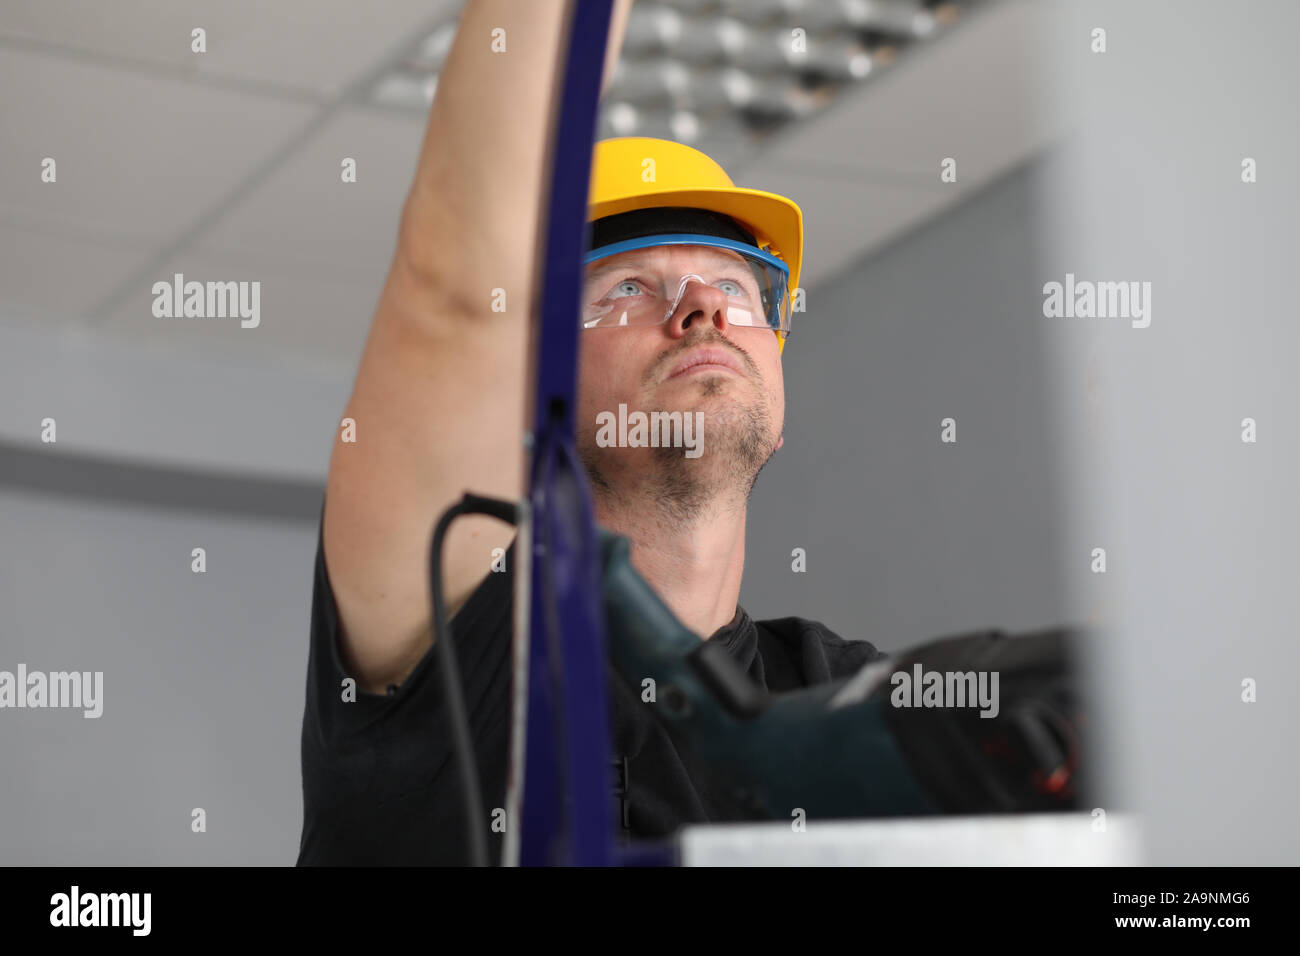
[589, 186, 803, 296]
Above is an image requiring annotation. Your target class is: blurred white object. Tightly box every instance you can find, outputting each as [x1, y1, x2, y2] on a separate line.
[681, 813, 1143, 866]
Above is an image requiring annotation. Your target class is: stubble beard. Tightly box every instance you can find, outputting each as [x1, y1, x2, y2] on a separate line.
[579, 373, 780, 533]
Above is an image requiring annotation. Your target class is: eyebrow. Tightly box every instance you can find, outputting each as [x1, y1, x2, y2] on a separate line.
[586, 252, 657, 281]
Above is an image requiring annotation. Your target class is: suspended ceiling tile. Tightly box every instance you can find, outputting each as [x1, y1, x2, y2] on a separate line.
[192, 107, 425, 280]
[0, 0, 462, 99]
[0, 45, 316, 246]
[0, 224, 157, 324]
[99, 247, 382, 367]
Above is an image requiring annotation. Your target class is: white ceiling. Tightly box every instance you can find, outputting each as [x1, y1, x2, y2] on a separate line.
[0, 0, 1061, 378]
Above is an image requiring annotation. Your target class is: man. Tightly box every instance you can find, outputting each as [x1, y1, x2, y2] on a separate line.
[297, 0, 883, 866]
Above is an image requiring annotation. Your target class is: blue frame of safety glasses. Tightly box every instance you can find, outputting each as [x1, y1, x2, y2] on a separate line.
[584, 233, 792, 331]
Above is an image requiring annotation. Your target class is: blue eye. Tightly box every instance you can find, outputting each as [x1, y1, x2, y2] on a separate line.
[717, 279, 744, 296]
[611, 280, 643, 298]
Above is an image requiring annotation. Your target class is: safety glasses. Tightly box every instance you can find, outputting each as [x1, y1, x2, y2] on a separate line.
[582, 234, 792, 335]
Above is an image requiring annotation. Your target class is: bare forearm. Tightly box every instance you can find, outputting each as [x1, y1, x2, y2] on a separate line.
[397, 0, 632, 322]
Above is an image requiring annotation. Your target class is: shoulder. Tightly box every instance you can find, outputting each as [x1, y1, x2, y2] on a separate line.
[754, 614, 887, 691]
[303, 508, 515, 736]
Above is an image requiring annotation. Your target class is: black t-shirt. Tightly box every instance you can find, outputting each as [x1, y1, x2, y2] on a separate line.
[297, 508, 885, 866]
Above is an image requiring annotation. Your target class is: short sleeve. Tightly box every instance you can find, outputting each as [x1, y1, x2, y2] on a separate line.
[297, 498, 517, 865]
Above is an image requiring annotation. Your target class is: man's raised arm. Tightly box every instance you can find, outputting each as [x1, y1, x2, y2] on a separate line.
[322, 0, 632, 694]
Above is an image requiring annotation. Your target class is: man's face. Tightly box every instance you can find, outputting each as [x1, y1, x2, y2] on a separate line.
[576, 242, 786, 515]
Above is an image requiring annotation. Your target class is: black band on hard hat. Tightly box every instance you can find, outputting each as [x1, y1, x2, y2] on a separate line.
[589, 206, 758, 252]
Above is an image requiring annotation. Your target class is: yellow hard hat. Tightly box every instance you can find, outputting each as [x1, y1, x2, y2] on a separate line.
[588, 137, 803, 353]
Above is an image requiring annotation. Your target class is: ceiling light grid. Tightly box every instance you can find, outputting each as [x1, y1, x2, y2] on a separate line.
[370, 0, 982, 155]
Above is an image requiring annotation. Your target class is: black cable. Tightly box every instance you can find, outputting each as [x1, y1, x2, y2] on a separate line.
[429, 492, 519, 867]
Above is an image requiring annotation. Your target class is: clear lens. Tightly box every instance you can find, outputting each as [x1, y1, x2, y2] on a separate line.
[582, 239, 790, 333]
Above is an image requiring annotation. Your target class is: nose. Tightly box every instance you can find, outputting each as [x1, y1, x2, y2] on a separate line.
[664, 275, 731, 341]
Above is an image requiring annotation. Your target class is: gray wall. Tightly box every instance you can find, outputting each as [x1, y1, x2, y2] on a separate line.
[0, 456, 320, 865]
[0, 155, 1060, 864]
[1039, 0, 1300, 866]
[741, 153, 1067, 650]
